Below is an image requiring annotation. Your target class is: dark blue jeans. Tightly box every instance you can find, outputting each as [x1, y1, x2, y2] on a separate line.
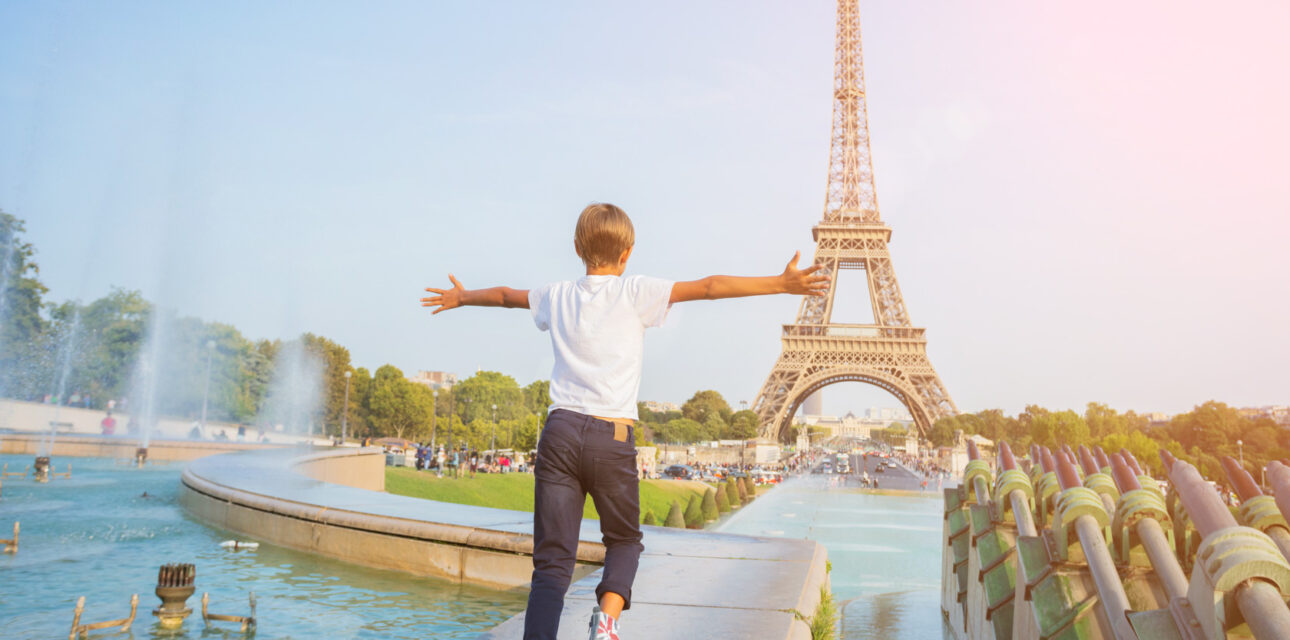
[523, 409, 643, 640]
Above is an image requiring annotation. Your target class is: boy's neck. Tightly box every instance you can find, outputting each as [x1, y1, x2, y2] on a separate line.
[585, 266, 626, 276]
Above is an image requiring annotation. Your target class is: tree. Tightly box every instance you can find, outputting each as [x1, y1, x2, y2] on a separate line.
[664, 500, 685, 528]
[523, 379, 551, 421]
[682, 390, 732, 426]
[727, 410, 759, 440]
[725, 477, 742, 507]
[0, 211, 49, 357]
[367, 365, 435, 440]
[656, 418, 704, 444]
[684, 494, 703, 529]
[736, 476, 750, 503]
[715, 483, 731, 513]
[1030, 410, 1089, 449]
[701, 489, 719, 522]
[927, 417, 959, 448]
[452, 371, 524, 423]
[702, 414, 726, 442]
[741, 475, 755, 501]
[300, 333, 353, 436]
[642, 511, 658, 526]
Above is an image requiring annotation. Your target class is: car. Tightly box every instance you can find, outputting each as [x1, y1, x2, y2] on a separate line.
[662, 464, 695, 480]
[875, 463, 886, 473]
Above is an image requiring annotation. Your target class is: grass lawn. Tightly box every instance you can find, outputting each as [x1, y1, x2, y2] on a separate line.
[385, 468, 715, 524]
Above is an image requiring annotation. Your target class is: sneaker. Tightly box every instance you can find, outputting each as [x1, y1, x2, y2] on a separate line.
[587, 606, 620, 640]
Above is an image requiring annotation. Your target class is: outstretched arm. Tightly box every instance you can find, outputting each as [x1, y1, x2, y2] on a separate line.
[669, 251, 829, 303]
[421, 275, 529, 315]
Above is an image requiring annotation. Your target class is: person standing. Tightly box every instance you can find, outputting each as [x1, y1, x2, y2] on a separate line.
[100, 411, 117, 436]
[421, 203, 826, 640]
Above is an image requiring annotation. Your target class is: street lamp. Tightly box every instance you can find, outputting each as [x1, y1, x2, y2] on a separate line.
[200, 340, 215, 435]
[430, 390, 438, 451]
[447, 389, 455, 453]
[490, 404, 497, 453]
[341, 370, 352, 445]
[1238, 439, 1244, 467]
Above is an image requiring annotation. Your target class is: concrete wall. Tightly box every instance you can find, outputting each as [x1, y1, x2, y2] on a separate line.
[296, 449, 385, 491]
[0, 398, 320, 444]
[179, 447, 830, 639]
[179, 447, 601, 589]
[0, 432, 284, 461]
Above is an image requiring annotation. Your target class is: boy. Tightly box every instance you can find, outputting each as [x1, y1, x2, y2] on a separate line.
[421, 203, 827, 640]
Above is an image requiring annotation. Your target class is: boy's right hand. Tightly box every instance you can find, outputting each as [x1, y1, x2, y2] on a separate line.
[780, 251, 830, 296]
[421, 274, 466, 315]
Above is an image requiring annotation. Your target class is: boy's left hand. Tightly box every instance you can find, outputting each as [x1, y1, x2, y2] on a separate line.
[421, 274, 465, 314]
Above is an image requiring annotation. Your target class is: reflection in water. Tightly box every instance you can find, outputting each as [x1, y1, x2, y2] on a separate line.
[842, 589, 951, 639]
[718, 474, 952, 639]
[0, 455, 525, 639]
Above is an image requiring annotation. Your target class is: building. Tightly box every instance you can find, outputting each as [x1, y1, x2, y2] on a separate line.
[407, 370, 458, 390]
[1238, 405, 1290, 425]
[795, 410, 914, 440]
[641, 400, 680, 414]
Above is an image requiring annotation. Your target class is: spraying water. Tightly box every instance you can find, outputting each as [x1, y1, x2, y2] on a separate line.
[260, 339, 323, 440]
[38, 309, 84, 457]
[0, 231, 15, 402]
[129, 307, 172, 449]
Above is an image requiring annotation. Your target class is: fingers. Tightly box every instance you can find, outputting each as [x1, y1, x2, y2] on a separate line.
[448, 274, 463, 289]
[785, 251, 800, 271]
[424, 287, 444, 294]
[802, 263, 822, 275]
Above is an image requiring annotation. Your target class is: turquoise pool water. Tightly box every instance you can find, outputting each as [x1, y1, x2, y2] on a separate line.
[0, 455, 526, 639]
[719, 474, 952, 639]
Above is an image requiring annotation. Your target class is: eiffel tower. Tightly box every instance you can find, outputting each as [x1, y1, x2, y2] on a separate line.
[753, 0, 957, 440]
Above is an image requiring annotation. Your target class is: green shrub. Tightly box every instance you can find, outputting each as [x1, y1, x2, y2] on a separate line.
[715, 484, 731, 513]
[664, 500, 686, 528]
[701, 488, 719, 521]
[726, 478, 741, 507]
[742, 475, 755, 500]
[642, 511, 658, 526]
[810, 586, 837, 640]
[684, 494, 703, 529]
[734, 477, 748, 504]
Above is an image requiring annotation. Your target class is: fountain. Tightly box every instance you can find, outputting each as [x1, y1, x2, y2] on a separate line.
[33, 455, 51, 482]
[128, 307, 172, 451]
[33, 309, 86, 476]
[0, 226, 15, 408]
[260, 339, 323, 440]
[153, 563, 196, 628]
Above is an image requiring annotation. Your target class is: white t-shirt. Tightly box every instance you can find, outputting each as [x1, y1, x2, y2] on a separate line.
[529, 274, 674, 420]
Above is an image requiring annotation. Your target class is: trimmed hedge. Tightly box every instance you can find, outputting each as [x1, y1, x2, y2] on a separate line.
[701, 488, 719, 522]
[726, 478, 742, 507]
[642, 510, 658, 526]
[684, 494, 703, 529]
[715, 484, 731, 513]
[664, 500, 686, 528]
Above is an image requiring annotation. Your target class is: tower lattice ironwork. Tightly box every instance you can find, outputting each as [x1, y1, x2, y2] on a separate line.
[753, 0, 957, 440]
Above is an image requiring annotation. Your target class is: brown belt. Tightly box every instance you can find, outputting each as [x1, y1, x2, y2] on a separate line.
[592, 415, 634, 443]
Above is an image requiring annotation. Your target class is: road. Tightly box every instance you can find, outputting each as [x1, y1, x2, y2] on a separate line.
[811, 452, 929, 492]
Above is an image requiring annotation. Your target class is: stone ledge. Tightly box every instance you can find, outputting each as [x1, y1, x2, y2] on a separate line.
[176, 447, 829, 639]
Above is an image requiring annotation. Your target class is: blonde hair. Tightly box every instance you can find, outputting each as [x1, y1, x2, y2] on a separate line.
[574, 203, 635, 268]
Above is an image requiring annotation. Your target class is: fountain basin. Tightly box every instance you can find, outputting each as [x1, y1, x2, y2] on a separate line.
[0, 454, 525, 638]
[181, 447, 832, 639]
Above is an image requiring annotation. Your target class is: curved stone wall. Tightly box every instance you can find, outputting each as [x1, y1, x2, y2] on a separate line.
[179, 447, 830, 639]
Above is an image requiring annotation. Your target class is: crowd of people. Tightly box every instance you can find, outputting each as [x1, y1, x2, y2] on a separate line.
[409, 444, 536, 479]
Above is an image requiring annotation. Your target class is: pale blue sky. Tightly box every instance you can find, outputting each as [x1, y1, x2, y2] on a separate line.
[3, 1, 1288, 417]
